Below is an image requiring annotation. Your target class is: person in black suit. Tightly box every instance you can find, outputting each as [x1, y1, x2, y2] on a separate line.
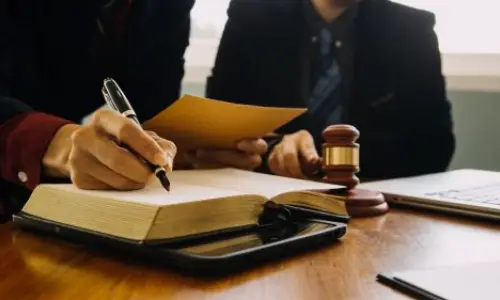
[205, 0, 455, 180]
[0, 0, 266, 222]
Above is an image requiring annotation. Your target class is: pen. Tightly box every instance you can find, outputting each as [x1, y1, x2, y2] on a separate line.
[101, 78, 171, 191]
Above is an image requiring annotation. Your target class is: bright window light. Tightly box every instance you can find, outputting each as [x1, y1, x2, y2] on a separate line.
[185, 0, 500, 86]
[190, 0, 500, 53]
[392, 0, 500, 54]
[190, 0, 229, 37]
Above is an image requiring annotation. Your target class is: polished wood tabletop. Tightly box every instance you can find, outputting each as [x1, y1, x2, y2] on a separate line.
[2, 208, 500, 300]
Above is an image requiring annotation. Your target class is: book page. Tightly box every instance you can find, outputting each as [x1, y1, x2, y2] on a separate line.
[38, 169, 341, 208]
[40, 181, 248, 207]
[142, 94, 306, 150]
[168, 168, 343, 199]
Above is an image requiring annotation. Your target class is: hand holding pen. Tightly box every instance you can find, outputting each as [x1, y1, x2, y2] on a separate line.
[61, 105, 175, 191]
[50, 77, 175, 191]
[98, 78, 175, 191]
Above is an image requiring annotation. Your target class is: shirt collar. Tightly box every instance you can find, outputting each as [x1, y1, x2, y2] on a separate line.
[304, 0, 358, 35]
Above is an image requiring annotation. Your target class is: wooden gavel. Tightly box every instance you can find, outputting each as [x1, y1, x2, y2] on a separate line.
[322, 124, 361, 189]
[319, 124, 389, 217]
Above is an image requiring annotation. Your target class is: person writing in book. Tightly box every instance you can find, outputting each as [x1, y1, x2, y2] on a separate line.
[0, 0, 267, 222]
[0, 1, 186, 209]
[205, 0, 456, 180]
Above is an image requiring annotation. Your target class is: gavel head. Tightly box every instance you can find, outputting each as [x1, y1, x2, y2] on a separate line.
[321, 124, 360, 189]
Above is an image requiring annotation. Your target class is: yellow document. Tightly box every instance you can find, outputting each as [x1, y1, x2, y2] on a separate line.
[142, 95, 306, 150]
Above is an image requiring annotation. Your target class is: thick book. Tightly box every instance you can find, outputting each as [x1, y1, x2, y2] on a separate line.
[21, 168, 347, 244]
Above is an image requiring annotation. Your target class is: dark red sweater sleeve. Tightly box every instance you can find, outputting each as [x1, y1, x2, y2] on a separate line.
[0, 112, 71, 190]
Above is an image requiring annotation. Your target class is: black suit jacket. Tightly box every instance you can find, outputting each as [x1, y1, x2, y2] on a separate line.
[0, 0, 193, 221]
[1, 0, 194, 125]
[206, 0, 455, 179]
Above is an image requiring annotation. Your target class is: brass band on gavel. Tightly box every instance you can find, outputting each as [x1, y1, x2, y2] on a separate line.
[322, 145, 359, 167]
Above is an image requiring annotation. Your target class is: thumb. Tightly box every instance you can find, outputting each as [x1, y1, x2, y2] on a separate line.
[298, 132, 319, 162]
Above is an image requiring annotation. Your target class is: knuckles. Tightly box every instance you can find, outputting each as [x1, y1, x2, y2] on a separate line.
[117, 121, 137, 142]
[68, 152, 83, 170]
[70, 125, 94, 147]
[297, 129, 310, 138]
[159, 139, 177, 156]
[92, 109, 110, 122]
[106, 155, 125, 173]
[105, 151, 150, 184]
[68, 112, 152, 191]
[267, 153, 283, 175]
[282, 150, 296, 163]
[144, 130, 159, 138]
[256, 141, 268, 155]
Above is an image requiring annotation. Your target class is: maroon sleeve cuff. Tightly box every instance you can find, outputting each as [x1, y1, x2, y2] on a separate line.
[0, 112, 72, 190]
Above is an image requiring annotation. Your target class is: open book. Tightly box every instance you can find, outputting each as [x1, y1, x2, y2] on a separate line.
[21, 169, 347, 243]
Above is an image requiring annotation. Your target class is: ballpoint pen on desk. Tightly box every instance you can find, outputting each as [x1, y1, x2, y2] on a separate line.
[101, 77, 171, 191]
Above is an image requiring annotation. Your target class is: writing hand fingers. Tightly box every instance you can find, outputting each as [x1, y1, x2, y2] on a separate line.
[92, 110, 171, 167]
[71, 125, 151, 184]
[70, 171, 113, 190]
[69, 146, 146, 190]
[147, 131, 177, 171]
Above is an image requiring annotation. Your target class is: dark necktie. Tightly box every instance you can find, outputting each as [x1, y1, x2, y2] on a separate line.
[308, 27, 343, 129]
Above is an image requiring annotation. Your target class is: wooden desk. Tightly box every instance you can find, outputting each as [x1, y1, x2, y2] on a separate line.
[2, 208, 500, 300]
